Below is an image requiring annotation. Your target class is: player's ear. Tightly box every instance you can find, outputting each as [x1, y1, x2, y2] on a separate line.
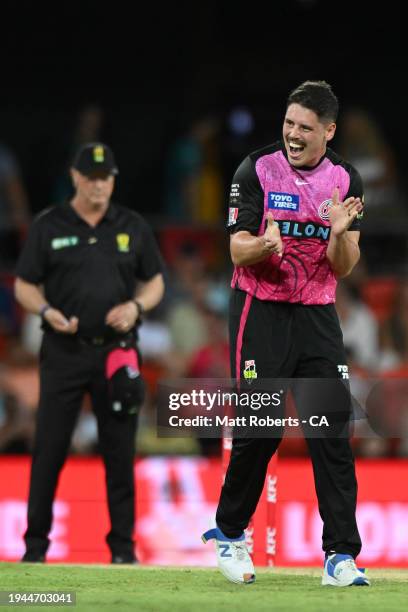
[325, 122, 336, 142]
[70, 168, 78, 187]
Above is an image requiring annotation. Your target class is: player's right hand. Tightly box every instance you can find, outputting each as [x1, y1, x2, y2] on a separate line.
[44, 308, 79, 334]
[262, 212, 283, 257]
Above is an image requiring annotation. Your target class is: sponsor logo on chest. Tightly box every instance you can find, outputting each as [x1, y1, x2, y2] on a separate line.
[268, 191, 299, 211]
[274, 219, 330, 240]
[318, 199, 333, 221]
[51, 236, 79, 250]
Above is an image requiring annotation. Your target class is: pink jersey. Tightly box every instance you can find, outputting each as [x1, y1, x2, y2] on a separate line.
[228, 142, 363, 305]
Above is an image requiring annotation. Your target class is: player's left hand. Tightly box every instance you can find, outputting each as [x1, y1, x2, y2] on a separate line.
[105, 301, 139, 333]
[328, 188, 363, 236]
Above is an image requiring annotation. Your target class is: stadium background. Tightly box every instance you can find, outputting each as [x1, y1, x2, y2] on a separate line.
[1, 0, 408, 567]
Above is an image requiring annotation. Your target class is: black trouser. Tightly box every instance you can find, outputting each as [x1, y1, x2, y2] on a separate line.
[216, 290, 362, 558]
[24, 332, 138, 559]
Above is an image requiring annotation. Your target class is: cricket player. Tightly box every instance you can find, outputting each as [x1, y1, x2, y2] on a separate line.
[202, 81, 369, 587]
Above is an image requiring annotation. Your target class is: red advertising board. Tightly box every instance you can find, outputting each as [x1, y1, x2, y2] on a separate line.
[0, 456, 407, 566]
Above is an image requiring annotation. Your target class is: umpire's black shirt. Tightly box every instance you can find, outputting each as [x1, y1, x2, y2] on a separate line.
[16, 201, 163, 337]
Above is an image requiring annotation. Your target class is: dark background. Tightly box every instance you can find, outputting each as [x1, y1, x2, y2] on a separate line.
[0, 0, 402, 216]
[1, 1, 408, 463]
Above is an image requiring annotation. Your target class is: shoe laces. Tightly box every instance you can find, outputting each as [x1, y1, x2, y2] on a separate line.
[336, 558, 358, 575]
[231, 542, 248, 562]
[343, 559, 357, 570]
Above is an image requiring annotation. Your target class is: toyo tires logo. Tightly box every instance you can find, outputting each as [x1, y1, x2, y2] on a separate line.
[318, 199, 333, 221]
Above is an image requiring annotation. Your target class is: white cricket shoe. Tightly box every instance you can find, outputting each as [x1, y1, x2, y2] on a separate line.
[322, 553, 370, 586]
[202, 526, 255, 584]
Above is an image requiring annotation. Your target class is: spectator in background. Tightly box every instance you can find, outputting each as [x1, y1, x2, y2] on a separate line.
[164, 241, 230, 375]
[52, 105, 105, 205]
[164, 116, 223, 225]
[0, 142, 31, 268]
[165, 243, 208, 359]
[186, 305, 228, 458]
[337, 109, 405, 219]
[379, 278, 408, 371]
[335, 281, 379, 372]
[188, 313, 229, 379]
[0, 342, 39, 454]
[167, 276, 208, 359]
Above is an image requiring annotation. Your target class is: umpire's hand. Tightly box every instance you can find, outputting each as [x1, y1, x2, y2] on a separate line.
[43, 309, 79, 334]
[105, 301, 139, 333]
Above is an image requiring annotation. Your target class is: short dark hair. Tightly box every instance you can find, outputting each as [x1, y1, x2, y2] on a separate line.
[287, 81, 339, 123]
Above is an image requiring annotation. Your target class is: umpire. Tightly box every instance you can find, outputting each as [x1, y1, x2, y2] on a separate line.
[15, 142, 165, 563]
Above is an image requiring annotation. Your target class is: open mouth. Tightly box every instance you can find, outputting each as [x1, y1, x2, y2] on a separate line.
[288, 141, 305, 156]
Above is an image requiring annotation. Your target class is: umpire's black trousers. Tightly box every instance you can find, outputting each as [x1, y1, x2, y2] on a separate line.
[24, 332, 138, 559]
[216, 290, 362, 558]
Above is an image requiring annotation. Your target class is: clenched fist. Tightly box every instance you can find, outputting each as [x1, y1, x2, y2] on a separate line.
[262, 212, 283, 257]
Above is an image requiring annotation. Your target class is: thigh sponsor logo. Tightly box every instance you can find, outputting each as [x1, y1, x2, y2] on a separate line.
[244, 359, 257, 381]
[268, 192, 300, 212]
[337, 364, 349, 379]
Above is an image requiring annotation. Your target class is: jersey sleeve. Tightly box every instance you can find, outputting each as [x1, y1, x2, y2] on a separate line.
[226, 156, 264, 235]
[345, 165, 364, 231]
[136, 220, 164, 281]
[15, 218, 48, 284]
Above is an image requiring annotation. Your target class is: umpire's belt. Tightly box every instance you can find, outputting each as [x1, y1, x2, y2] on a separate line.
[79, 335, 110, 347]
[78, 333, 133, 347]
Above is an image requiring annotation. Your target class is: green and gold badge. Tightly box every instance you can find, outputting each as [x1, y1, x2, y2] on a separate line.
[116, 233, 130, 252]
[93, 146, 104, 163]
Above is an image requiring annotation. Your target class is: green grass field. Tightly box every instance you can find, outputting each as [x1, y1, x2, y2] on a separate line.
[0, 563, 406, 612]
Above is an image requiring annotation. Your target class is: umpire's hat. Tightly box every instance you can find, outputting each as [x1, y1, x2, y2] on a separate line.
[72, 142, 119, 176]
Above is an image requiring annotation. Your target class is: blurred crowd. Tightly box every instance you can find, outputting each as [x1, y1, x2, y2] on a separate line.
[1, 106, 408, 459]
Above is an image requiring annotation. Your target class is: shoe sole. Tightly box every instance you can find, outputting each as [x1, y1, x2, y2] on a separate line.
[322, 575, 370, 587]
[218, 565, 256, 585]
